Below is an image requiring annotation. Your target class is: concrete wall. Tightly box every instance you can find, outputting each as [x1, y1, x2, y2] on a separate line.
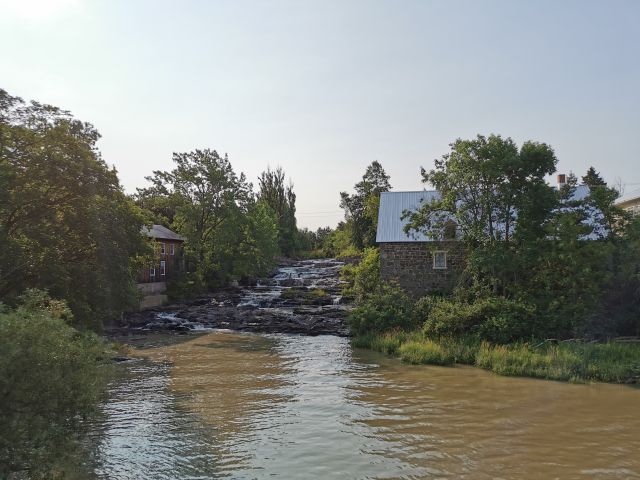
[136, 281, 168, 309]
[379, 241, 466, 297]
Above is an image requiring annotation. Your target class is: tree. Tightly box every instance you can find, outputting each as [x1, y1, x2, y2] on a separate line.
[339, 161, 392, 249]
[582, 166, 607, 187]
[0, 89, 147, 329]
[141, 149, 279, 287]
[0, 290, 109, 478]
[257, 167, 298, 256]
[404, 134, 557, 246]
[580, 167, 622, 235]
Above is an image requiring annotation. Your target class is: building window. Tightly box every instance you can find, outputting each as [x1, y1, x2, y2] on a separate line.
[160, 242, 166, 255]
[433, 251, 447, 269]
[160, 260, 166, 276]
[170, 243, 175, 255]
[150, 266, 156, 278]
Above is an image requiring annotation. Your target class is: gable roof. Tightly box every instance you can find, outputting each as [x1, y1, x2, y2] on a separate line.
[141, 224, 186, 241]
[376, 191, 441, 242]
[376, 186, 606, 243]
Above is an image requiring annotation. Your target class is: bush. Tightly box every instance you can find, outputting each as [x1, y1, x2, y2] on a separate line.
[0, 290, 110, 478]
[340, 247, 380, 301]
[423, 296, 536, 343]
[348, 283, 415, 335]
[166, 271, 205, 302]
[412, 294, 445, 324]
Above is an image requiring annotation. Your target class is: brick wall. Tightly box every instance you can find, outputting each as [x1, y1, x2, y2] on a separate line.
[379, 241, 466, 297]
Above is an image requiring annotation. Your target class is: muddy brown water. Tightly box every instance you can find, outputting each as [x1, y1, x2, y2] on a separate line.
[80, 331, 640, 479]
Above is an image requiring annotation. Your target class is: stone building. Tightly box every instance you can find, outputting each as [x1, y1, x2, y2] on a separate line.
[376, 181, 605, 297]
[376, 191, 465, 297]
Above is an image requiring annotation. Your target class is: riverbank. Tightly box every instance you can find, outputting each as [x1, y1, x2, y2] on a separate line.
[353, 331, 640, 384]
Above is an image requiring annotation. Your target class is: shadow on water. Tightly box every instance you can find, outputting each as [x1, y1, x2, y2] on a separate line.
[80, 331, 640, 480]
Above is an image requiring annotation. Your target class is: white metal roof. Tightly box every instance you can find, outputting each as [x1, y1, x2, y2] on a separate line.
[376, 191, 440, 242]
[141, 224, 186, 241]
[376, 186, 606, 243]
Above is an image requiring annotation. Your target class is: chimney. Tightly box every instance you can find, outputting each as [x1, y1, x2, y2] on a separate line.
[557, 173, 566, 189]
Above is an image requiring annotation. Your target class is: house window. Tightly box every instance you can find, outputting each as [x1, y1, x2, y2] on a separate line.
[170, 243, 175, 255]
[433, 251, 447, 269]
[160, 243, 166, 255]
[150, 266, 156, 278]
[160, 260, 166, 276]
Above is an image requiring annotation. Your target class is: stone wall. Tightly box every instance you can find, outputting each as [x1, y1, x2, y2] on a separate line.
[136, 281, 168, 309]
[379, 241, 466, 297]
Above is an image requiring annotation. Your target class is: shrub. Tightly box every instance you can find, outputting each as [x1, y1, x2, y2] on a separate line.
[348, 283, 415, 335]
[0, 291, 110, 478]
[340, 247, 380, 301]
[412, 294, 445, 324]
[423, 296, 536, 343]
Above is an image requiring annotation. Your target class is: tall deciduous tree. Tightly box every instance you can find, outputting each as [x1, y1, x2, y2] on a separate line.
[140, 149, 279, 286]
[0, 89, 146, 329]
[257, 167, 297, 256]
[340, 161, 391, 249]
[404, 134, 557, 246]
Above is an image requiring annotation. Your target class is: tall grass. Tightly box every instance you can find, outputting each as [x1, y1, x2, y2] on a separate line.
[353, 332, 640, 384]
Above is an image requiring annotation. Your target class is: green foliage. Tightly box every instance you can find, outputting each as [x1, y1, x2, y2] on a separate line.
[0, 290, 110, 478]
[422, 296, 536, 343]
[476, 341, 640, 383]
[281, 287, 331, 304]
[348, 283, 415, 335]
[339, 161, 391, 250]
[601, 216, 640, 336]
[340, 247, 380, 301]
[398, 339, 454, 365]
[257, 167, 298, 257]
[405, 134, 557, 245]
[354, 332, 640, 383]
[138, 149, 279, 288]
[0, 89, 147, 329]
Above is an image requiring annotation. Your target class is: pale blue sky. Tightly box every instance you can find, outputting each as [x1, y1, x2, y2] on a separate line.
[1, 0, 639, 228]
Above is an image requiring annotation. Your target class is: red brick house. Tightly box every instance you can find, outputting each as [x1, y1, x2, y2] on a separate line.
[136, 225, 185, 308]
[139, 224, 186, 283]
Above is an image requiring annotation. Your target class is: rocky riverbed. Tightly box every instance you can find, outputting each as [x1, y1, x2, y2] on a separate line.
[118, 259, 351, 336]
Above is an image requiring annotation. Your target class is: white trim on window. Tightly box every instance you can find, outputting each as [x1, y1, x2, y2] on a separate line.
[170, 243, 175, 256]
[433, 251, 447, 270]
[150, 266, 156, 278]
[160, 242, 166, 255]
[160, 260, 166, 276]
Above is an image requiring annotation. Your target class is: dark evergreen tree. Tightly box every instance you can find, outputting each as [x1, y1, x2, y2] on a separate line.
[582, 166, 607, 187]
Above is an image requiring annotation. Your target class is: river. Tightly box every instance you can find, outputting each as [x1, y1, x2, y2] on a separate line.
[82, 331, 640, 479]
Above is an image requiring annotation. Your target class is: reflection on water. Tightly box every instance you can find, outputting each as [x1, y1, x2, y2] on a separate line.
[88, 332, 640, 479]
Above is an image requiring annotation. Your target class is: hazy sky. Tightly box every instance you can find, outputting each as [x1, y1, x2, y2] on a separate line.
[1, 0, 639, 229]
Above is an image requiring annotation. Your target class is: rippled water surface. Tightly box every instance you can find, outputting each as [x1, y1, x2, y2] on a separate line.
[87, 332, 640, 479]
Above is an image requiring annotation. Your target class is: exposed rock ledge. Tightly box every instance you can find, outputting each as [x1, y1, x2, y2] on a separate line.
[114, 259, 351, 337]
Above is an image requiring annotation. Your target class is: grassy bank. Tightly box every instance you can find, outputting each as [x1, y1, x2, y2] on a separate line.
[353, 332, 640, 384]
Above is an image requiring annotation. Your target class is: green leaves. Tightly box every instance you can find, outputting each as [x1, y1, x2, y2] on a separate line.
[339, 160, 391, 249]
[0, 292, 110, 477]
[0, 89, 146, 329]
[139, 149, 281, 288]
[257, 166, 298, 256]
